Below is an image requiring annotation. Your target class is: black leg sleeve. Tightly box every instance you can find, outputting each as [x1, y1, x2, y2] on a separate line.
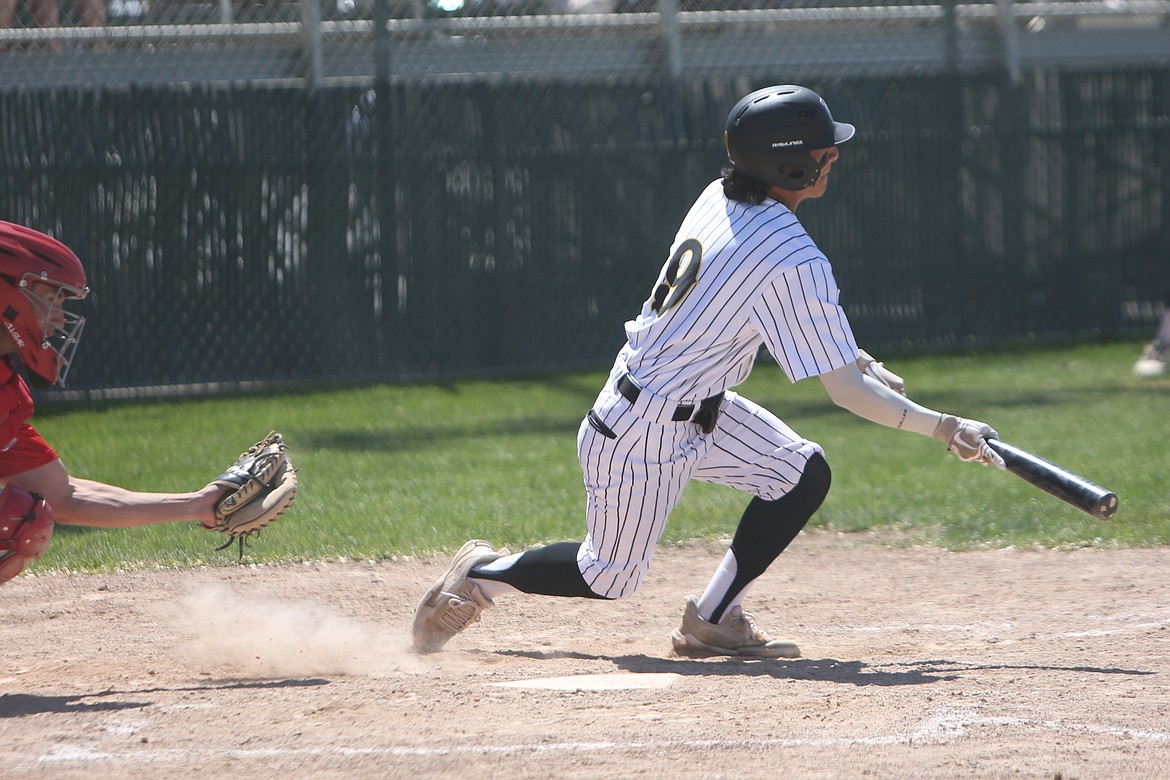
[472, 541, 610, 599]
[710, 452, 832, 622]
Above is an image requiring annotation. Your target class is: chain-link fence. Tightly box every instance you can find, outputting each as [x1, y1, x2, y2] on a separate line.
[1, 2, 1168, 398]
[2, 1, 1170, 87]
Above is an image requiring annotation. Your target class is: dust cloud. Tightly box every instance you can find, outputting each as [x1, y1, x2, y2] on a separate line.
[173, 584, 418, 677]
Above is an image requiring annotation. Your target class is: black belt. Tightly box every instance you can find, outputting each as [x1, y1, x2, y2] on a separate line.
[616, 373, 723, 425]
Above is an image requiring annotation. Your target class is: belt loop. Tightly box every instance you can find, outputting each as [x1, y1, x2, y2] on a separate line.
[693, 392, 725, 434]
[616, 373, 640, 404]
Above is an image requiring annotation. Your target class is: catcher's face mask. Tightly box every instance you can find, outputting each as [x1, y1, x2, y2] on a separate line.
[15, 276, 89, 387]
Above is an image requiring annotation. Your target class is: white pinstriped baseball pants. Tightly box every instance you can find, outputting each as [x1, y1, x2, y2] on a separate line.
[575, 379, 824, 599]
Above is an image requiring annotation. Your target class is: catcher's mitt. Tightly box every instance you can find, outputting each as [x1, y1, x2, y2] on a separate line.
[210, 431, 297, 557]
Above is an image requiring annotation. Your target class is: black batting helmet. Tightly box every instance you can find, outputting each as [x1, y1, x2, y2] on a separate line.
[724, 85, 855, 191]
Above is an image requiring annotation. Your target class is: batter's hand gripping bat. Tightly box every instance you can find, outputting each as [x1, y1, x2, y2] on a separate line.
[985, 439, 1118, 521]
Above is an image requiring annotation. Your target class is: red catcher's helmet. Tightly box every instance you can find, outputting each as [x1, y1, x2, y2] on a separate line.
[0, 221, 89, 387]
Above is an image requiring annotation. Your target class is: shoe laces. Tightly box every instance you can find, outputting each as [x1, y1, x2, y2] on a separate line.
[725, 606, 770, 643]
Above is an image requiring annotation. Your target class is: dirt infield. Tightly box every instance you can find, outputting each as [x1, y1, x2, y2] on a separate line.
[3, 530, 1169, 779]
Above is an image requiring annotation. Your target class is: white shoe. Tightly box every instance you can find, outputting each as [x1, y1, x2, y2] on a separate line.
[412, 539, 509, 654]
[670, 595, 800, 659]
[1133, 343, 1166, 377]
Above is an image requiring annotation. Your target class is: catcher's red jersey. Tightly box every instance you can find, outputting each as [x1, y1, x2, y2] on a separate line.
[0, 358, 58, 479]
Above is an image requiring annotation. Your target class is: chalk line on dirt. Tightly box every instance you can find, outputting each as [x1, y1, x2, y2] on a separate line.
[32, 702, 1170, 767]
[813, 612, 1170, 640]
[488, 673, 680, 690]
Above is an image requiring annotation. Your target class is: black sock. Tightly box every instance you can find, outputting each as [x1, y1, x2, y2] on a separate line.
[710, 452, 831, 622]
[472, 541, 609, 599]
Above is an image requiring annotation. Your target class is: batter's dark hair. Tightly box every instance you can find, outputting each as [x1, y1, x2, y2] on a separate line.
[721, 166, 770, 205]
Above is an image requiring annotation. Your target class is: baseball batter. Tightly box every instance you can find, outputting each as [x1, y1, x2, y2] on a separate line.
[413, 85, 1004, 657]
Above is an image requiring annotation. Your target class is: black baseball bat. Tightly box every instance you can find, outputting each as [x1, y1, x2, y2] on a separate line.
[985, 439, 1118, 521]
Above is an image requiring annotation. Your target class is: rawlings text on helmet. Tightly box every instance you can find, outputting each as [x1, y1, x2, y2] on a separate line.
[724, 85, 856, 191]
[3, 320, 24, 350]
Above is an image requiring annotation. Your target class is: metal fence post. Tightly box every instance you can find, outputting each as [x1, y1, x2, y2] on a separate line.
[658, 0, 685, 143]
[374, 0, 398, 371]
[996, 0, 1021, 85]
[942, 0, 958, 73]
[375, 0, 392, 85]
[301, 0, 324, 91]
[658, 0, 682, 82]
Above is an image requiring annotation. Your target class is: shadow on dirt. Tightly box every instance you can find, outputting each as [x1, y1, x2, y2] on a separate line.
[617, 655, 1155, 686]
[0, 677, 330, 718]
[489, 650, 1152, 687]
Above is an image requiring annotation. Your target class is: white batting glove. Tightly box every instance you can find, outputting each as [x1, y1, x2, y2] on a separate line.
[931, 414, 1005, 468]
[856, 349, 906, 396]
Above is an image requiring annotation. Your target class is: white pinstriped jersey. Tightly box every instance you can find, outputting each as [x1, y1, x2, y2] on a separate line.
[575, 178, 860, 598]
[618, 178, 859, 400]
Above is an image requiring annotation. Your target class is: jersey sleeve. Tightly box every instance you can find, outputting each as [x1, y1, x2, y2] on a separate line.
[0, 423, 59, 480]
[751, 259, 859, 382]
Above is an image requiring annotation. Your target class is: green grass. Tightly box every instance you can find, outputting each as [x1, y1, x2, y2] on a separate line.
[30, 339, 1169, 574]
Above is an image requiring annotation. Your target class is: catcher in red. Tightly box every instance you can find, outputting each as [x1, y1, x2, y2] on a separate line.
[0, 221, 297, 585]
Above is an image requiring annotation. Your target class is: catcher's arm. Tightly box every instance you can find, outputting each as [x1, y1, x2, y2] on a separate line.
[208, 431, 298, 557]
